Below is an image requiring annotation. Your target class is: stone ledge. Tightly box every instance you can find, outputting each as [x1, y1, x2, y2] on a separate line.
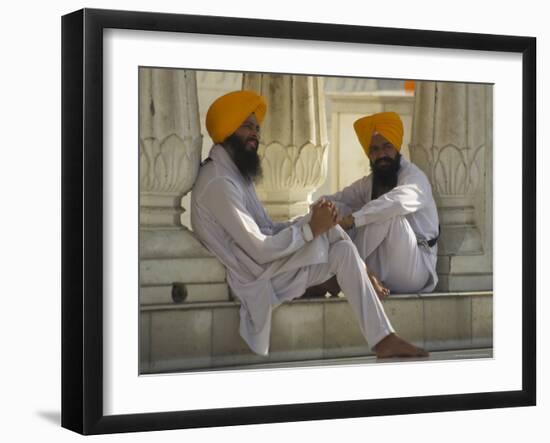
[140, 291, 493, 373]
[207, 348, 494, 372]
[140, 283, 229, 304]
[139, 291, 492, 311]
[140, 257, 226, 285]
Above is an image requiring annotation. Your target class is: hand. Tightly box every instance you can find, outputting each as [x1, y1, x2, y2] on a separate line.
[309, 199, 337, 237]
[338, 214, 355, 230]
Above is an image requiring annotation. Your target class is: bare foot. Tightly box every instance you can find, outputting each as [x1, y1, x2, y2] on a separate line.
[367, 269, 390, 300]
[374, 333, 429, 358]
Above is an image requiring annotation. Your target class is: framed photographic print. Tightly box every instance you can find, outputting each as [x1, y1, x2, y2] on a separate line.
[62, 8, 536, 435]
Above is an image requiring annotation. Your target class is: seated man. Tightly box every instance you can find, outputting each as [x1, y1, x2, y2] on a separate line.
[323, 112, 439, 296]
[191, 90, 427, 358]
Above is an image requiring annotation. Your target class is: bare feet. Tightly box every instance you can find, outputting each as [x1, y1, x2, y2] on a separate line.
[367, 269, 390, 300]
[374, 333, 429, 359]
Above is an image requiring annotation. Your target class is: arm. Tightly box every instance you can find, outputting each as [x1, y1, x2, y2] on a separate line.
[201, 177, 319, 265]
[321, 176, 371, 214]
[244, 195, 311, 236]
[352, 178, 428, 227]
[270, 212, 313, 234]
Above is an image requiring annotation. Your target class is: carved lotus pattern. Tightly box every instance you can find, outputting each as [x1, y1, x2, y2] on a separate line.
[140, 134, 202, 195]
[257, 141, 328, 194]
[410, 143, 485, 197]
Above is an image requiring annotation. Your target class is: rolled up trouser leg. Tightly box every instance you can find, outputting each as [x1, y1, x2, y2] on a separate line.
[306, 238, 394, 348]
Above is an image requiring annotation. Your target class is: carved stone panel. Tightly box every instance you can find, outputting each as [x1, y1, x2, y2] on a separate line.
[243, 74, 329, 220]
[410, 81, 492, 290]
[139, 68, 202, 228]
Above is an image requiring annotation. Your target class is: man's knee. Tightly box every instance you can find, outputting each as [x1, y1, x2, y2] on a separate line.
[378, 214, 408, 229]
[329, 238, 359, 263]
[358, 214, 410, 237]
[327, 224, 350, 243]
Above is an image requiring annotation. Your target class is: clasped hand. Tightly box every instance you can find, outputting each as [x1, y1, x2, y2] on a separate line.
[308, 199, 337, 237]
[309, 199, 355, 237]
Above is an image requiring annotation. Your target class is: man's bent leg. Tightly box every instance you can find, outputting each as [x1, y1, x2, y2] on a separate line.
[307, 239, 428, 357]
[301, 225, 352, 298]
[307, 239, 393, 348]
[353, 216, 430, 293]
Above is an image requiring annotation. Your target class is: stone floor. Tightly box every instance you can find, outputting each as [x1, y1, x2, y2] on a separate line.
[154, 347, 493, 374]
[218, 347, 493, 371]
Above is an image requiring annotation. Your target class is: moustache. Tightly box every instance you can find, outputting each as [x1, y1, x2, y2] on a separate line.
[374, 157, 394, 166]
[246, 137, 259, 149]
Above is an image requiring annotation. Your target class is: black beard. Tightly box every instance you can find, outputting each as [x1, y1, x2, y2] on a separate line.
[370, 153, 401, 198]
[225, 134, 263, 182]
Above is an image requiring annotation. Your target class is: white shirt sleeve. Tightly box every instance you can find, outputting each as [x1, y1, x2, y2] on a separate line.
[321, 176, 370, 215]
[352, 179, 428, 227]
[201, 177, 310, 265]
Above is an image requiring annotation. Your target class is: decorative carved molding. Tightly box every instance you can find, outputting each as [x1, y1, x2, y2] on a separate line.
[410, 141, 486, 257]
[140, 134, 202, 195]
[139, 69, 227, 296]
[258, 141, 328, 196]
[139, 68, 202, 228]
[410, 81, 492, 290]
[243, 74, 329, 219]
[409, 143, 485, 197]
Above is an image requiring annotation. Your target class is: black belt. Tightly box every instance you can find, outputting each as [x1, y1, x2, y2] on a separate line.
[418, 225, 440, 248]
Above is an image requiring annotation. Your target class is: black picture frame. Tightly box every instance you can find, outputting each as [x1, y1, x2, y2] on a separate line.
[61, 8, 536, 435]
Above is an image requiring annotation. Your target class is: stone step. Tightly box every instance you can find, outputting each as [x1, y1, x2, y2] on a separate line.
[140, 257, 226, 285]
[140, 291, 492, 374]
[140, 282, 230, 304]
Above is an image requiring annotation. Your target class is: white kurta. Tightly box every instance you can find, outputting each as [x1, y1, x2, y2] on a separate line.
[191, 145, 394, 355]
[324, 157, 439, 293]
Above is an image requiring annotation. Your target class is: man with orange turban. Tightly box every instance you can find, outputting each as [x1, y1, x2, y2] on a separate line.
[322, 111, 439, 295]
[191, 91, 427, 359]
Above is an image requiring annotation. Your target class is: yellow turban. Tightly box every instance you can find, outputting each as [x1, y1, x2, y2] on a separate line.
[353, 112, 404, 156]
[206, 90, 267, 144]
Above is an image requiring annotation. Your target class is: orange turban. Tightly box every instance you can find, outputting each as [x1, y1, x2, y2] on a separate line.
[353, 112, 404, 156]
[206, 90, 267, 144]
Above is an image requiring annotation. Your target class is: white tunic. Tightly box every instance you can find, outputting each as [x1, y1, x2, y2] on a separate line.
[324, 157, 439, 292]
[191, 145, 332, 355]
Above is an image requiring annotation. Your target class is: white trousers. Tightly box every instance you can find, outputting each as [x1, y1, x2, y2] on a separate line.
[273, 227, 395, 349]
[352, 215, 430, 293]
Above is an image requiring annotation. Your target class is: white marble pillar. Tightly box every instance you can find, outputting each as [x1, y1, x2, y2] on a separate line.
[410, 82, 492, 291]
[243, 74, 329, 220]
[139, 68, 228, 304]
[140, 68, 202, 228]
